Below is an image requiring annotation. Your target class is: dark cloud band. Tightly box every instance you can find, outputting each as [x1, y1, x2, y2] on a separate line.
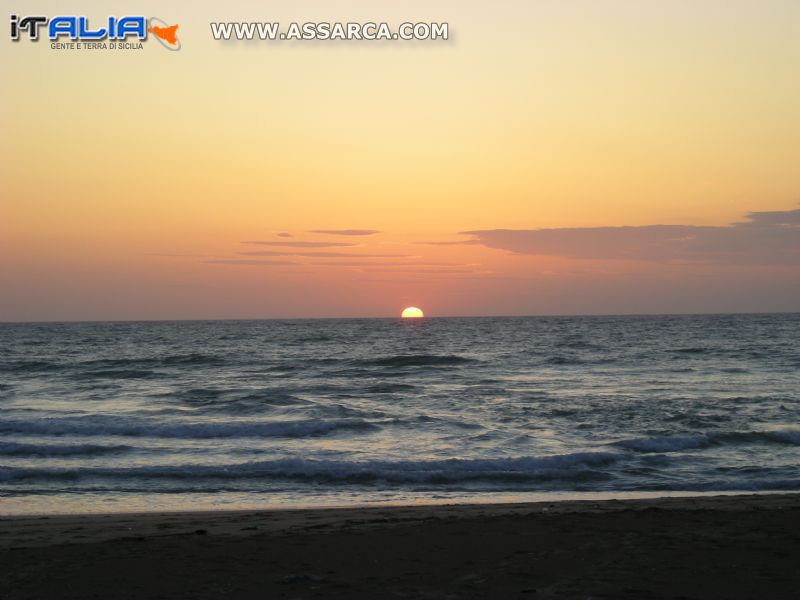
[460, 208, 800, 266]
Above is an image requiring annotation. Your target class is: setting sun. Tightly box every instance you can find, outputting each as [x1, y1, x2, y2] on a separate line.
[401, 307, 424, 318]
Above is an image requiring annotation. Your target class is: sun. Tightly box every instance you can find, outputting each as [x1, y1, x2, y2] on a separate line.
[401, 306, 424, 319]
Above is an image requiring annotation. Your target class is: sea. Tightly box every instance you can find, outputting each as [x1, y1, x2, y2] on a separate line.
[1, 314, 798, 515]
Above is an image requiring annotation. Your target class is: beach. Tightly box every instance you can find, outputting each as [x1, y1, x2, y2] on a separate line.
[2, 493, 799, 599]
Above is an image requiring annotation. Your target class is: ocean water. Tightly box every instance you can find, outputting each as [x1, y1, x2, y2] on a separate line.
[1, 314, 798, 514]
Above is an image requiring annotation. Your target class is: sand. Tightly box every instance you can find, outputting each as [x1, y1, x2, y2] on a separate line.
[2, 493, 799, 599]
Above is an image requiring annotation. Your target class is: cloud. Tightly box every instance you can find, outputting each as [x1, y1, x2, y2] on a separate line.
[415, 240, 480, 246]
[355, 267, 477, 273]
[461, 208, 800, 266]
[309, 229, 380, 236]
[204, 259, 296, 266]
[276, 232, 293, 238]
[313, 261, 461, 267]
[243, 241, 358, 248]
[238, 251, 411, 258]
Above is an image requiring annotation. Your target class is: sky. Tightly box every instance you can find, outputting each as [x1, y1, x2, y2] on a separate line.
[1, 1, 799, 321]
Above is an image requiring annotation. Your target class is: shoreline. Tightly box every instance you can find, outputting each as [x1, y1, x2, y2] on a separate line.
[2, 491, 798, 547]
[2, 493, 799, 598]
[2, 487, 795, 520]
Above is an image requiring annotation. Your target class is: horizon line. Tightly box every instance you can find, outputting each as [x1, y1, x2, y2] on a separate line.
[1, 310, 798, 326]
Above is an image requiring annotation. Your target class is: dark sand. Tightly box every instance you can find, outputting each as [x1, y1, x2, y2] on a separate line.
[2, 494, 799, 599]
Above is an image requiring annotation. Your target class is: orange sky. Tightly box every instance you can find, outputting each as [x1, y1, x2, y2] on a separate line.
[2, 1, 799, 320]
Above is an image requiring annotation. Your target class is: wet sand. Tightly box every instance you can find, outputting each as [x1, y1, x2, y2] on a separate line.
[2, 493, 799, 599]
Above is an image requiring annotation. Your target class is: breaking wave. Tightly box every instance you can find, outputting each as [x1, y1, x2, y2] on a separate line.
[0, 452, 622, 484]
[613, 430, 800, 453]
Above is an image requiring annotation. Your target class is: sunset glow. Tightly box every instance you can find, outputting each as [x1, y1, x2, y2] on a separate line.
[401, 307, 424, 319]
[1, 1, 799, 322]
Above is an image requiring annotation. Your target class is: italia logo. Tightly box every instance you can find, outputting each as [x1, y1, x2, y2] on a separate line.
[10, 15, 181, 50]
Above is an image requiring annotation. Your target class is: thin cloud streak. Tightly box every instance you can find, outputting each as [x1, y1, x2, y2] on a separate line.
[415, 240, 480, 246]
[204, 259, 296, 266]
[146, 253, 224, 258]
[239, 251, 411, 258]
[243, 241, 358, 248]
[309, 229, 380, 236]
[346, 267, 477, 273]
[313, 261, 462, 267]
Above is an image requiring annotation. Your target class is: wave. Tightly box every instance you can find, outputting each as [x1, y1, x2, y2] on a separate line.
[0, 441, 132, 457]
[361, 355, 476, 368]
[81, 353, 225, 368]
[0, 360, 63, 374]
[293, 335, 335, 343]
[545, 355, 584, 366]
[364, 383, 418, 393]
[613, 434, 712, 453]
[0, 452, 622, 484]
[720, 430, 800, 446]
[556, 339, 603, 350]
[164, 388, 308, 409]
[0, 353, 226, 375]
[71, 369, 161, 380]
[613, 429, 800, 453]
[0, 417, 379, 439]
